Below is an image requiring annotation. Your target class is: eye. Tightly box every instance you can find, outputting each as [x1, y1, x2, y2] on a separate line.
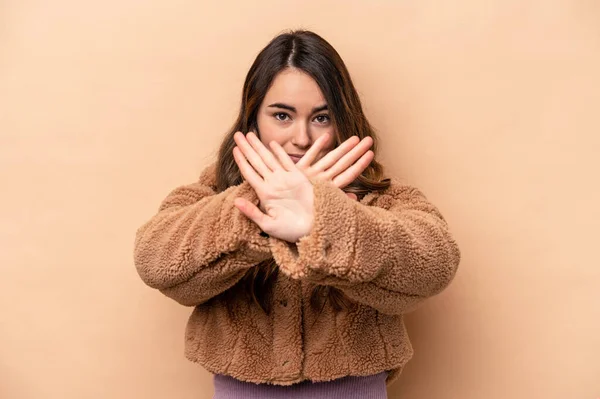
[314, 114, 330, 124]
[273, 112, 290, 121]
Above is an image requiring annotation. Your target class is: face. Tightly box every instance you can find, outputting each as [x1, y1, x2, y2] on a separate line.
[256, 68, 335, 164]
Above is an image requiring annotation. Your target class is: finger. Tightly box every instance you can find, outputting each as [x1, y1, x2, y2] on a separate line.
[246, 132, 283, 172]
[345, 192, 358, 201]
[295, 133, 331, 169]
[233, 146, 266, 191]
[234, 197, 270, 230]
[233, 132, 271, 178]
[269, 140, 296, 171]
[332, 150, 374, 188]
[324, 136, 374, 182]
[311, 135, 360, 172]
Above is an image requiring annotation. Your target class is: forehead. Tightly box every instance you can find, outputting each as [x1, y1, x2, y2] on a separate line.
[263, 69, 326, 108]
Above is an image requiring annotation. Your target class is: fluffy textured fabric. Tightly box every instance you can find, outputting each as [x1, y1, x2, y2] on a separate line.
[134, 162, 461, 386]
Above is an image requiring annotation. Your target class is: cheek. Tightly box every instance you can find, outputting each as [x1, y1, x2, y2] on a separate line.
[321, 130, 336, 150]
[256, 116, 282, 148]
[316, 131, 336, 158]
[315, 129, 335, 162]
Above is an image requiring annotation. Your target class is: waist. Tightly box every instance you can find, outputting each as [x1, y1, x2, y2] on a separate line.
[213, 371, 388, 399]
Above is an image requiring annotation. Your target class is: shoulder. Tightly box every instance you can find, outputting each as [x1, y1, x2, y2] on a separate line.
[361, 177, 445, 219]
[362, 177, 427, 207]
[197, 161, 218, 190]
[157, 162, 218, 211]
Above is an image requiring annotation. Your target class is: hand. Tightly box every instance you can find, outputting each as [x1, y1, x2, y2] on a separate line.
[256, 179, 357, 211]
[232, 132, 315, 243]
[258, 188, 355, 210]
[243, 132, 374, 190]
[296, 133, 374, 189]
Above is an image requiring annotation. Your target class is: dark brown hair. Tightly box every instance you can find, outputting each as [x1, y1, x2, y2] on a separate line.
[215, 30, 390, 313]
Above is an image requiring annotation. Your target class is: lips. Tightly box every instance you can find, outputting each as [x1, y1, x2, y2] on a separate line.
[287, 154, 304, 163]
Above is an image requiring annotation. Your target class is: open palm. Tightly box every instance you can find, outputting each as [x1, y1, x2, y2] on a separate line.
[232, 132, 315, 243]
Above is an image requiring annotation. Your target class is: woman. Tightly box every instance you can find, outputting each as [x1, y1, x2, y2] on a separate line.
[134, 30, 461, 398]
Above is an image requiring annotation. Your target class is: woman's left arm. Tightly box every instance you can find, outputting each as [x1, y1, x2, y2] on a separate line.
[268, 178, 461, 315]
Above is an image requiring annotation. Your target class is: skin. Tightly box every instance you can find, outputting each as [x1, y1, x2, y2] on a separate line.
[232, 68, 375, 243]
[256, 68, 335, 165]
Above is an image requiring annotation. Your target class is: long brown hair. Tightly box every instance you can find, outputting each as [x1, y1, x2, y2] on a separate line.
[215, 30, 390, 313]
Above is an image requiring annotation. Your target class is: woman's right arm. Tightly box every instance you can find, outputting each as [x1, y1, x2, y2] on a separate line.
[133, 163, 271, 306]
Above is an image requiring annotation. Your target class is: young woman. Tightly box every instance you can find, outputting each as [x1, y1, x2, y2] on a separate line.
[134, 30, 461, 399]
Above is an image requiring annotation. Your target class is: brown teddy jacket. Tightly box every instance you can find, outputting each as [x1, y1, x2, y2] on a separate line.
[133, 162, 461, 387]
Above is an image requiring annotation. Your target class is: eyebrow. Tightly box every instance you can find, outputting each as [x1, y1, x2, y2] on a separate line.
[267, 103, 328, 114]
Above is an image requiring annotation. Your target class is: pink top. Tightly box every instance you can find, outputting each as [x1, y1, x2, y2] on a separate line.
[212, 372, 389, 398]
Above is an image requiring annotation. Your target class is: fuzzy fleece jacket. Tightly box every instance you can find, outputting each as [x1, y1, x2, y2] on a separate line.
[133, 162, 461, 387]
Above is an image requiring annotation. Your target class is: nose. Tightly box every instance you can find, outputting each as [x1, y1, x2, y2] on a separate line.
[290, 122, 311, 149]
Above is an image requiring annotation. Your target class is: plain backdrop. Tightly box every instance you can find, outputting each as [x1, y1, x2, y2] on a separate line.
[1, 1, 599, 398]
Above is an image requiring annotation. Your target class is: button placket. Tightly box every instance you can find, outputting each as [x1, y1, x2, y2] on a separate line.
[271, 274, 303, 379]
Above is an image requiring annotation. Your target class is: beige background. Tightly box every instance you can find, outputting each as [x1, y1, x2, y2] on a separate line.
[1, 1, 599, 398]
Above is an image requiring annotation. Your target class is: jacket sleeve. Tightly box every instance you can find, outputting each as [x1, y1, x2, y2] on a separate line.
[133, 163, 271, 306]
[268, 178, 461, 315]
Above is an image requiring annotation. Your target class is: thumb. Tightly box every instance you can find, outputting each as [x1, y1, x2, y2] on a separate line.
[234, 197, 268, 228]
